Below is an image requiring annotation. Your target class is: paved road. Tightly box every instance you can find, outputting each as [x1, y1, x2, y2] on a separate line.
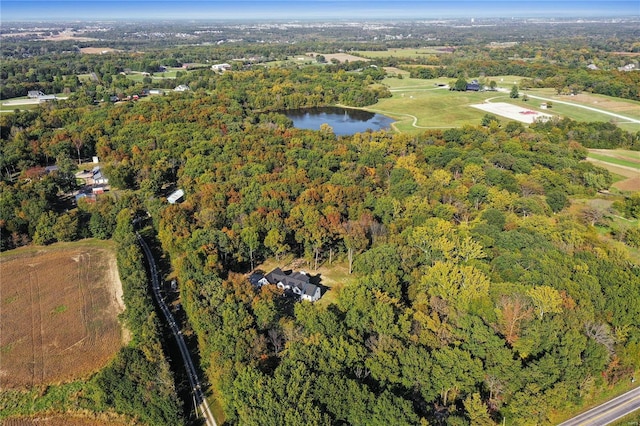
[136, 232, 217, 426]
[558, 386, 640, 426]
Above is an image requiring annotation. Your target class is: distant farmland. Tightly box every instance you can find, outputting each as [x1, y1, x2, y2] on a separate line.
[0, 241, 126, 388]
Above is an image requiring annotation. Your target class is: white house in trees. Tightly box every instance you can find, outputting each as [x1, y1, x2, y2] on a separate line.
[258, 268, 321, 302]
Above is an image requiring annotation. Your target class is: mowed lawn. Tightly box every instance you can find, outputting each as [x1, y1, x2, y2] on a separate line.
[366, 76, 517, 131]
[254, 255, 358, 307]
[0, 240, 126, 389]
[525, 88, 640, 132]
[366, 75, 640, 132]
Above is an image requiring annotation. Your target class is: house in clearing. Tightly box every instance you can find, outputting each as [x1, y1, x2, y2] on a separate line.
[211, 63, 232, 72]
[466, 79, 481, 91]
[28, 90, 46, 98]
[258, 268, 322, 302]
[92, 166, 109, 185]
[174, 84, 190, 92]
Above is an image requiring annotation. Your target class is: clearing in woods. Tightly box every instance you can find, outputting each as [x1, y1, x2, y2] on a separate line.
[0, 240, 126, 389]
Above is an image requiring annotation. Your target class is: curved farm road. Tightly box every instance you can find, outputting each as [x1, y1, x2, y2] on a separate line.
[370, 85, 457, 130]
[526, 94, 640, 124]
[495, 88, 640, 124]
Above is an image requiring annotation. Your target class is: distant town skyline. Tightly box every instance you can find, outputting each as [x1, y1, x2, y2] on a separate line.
[2, 0, 639, 22]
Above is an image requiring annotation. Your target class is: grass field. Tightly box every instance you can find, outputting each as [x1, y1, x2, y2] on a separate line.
[587, 149, 640, 192]
[0, 240, 126, 389]
[365, 76, 521, 131]
[363, 75, 640, 132]
[355, 47, 454, 59]
[525, 89, 640, 133]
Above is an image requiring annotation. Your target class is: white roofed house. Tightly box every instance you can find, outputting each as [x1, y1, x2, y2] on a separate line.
[174, 84, 190, 92]
[28, 90, 46, 98]
[211, 63, 232, 72]
[167, 189, 185, 204]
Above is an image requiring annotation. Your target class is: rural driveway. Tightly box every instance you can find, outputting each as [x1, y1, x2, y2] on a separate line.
[558, 386, 640, 426]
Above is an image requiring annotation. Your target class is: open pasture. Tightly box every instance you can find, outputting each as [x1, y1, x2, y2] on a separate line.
[356, 47, 454, 58]
[365, 76, 512, 131]
[368, 75, 640, 132]
[524, 89, 640, 132]
[587, 149, 640, 192]
[0, 241, 125, 389]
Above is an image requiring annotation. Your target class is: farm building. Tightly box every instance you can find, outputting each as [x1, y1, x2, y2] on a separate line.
[167, 189, 185, 204]
[211, 63, 232, 72]
[174, 85, 190, 92]
[28, 90, 46, 98]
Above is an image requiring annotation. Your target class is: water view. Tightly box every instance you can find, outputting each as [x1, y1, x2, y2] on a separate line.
[284, 106, 394, 136]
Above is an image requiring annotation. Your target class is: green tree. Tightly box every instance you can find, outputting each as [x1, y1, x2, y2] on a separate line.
[527, 285, 563, 320]
[546, 191, 569, 213]
[53, 211, 79, 242]
[33, 211, 57, 245]
[264, 228, 289, 261]
[464, 392, 495, 426]
[510, 85, 519, 99]
[454, 76, 468, 92]
[241, 226, 260, 271]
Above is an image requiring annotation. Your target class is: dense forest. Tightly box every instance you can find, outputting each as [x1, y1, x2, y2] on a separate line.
[2, 55, 639, 424]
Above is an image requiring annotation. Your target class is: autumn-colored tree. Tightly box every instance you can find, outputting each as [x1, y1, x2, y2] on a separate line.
[494, 294, 533, 345]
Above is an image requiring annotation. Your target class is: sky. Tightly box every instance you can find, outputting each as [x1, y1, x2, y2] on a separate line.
[2, 0, 639, 22]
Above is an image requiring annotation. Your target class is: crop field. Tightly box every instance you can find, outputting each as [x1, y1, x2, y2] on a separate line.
[0, 240, 126, 389]
[2, 416, 131, 426]
[587, 149, 640, 192]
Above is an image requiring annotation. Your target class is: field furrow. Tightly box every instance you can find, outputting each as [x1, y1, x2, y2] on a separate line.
[0, 241, 125, 389]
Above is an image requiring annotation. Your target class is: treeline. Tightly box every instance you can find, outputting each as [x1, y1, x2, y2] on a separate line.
[406, 59, 640, 101]
[95, 208, 184, 425]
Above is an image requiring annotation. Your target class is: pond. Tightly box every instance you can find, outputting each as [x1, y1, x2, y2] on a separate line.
[283, 106, 394, 136]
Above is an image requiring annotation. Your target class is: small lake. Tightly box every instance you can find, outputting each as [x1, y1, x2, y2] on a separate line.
[283, 106, 394, 136]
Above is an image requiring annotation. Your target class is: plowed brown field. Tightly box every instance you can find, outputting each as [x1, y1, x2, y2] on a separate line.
[0, 241, 125, 389]
[1, 415, 131, 425]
